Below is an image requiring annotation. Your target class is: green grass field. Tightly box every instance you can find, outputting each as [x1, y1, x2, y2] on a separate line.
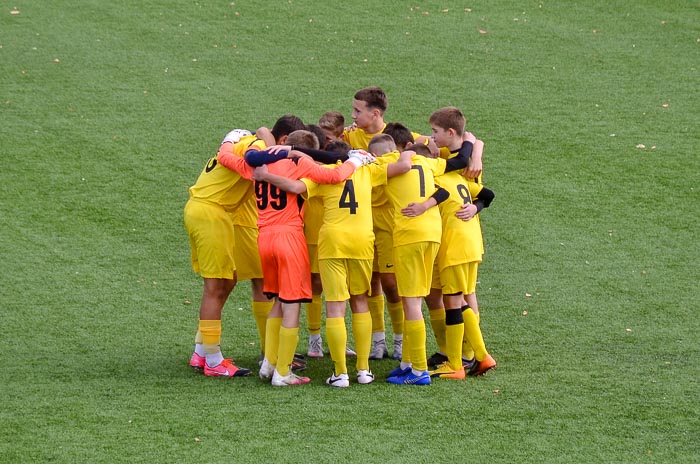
[1, 1, 698, 462]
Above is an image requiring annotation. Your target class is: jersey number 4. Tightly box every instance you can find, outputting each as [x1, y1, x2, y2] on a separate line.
[338, 179, 358, 214]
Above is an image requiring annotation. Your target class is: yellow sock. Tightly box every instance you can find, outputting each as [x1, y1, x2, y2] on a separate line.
[463, 306, 488, 361]
[198, 320, 221, 353]
[405, 319, 427, 371]
[265, 317, 282, 366]
[387, 300, 404, 336]
[306, 294, 323, 335]
[252, 300, 273, 352]
[352, 312, 372, 371]
[444, 308, 464, 370]
[367, 294, 385, 333]
[326, 317, 347, 375]
[194, 330, 203, 344]
[428, 308, 446, 354]
[276, 327, 299, 376]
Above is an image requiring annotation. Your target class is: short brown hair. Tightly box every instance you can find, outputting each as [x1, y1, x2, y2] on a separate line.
[318, 111, 345, 137]
[326, 140, 351, 156]
[383, 122, 415, 151]
[367, 133, 396, 156]
[429, 107, 466, 136]
[354, 86, 388, 114]
[286, 130, 320, 150]
[405, 143, 432, 157]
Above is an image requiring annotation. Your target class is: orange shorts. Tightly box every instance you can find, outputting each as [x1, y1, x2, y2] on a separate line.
[258, 227, 312, 303]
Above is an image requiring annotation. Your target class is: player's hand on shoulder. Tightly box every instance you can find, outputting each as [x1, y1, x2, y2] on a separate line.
[463, 138, 483, 179]
[222, 128, 252, 145]
[265, 144, 292, 154]
[347, 149, 376, 167]
[253, 165, 269, 181]
[463, 131, 477, 144]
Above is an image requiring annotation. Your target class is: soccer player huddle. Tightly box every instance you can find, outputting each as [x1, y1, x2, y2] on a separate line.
[184, 86, 496, 387]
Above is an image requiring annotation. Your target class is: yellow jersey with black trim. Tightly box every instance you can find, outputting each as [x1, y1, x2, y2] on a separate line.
[188, 135, 265, 215]
[303, 163, 388, 259]
[435, 171, 484, 267]
[383, 151, 445, 247]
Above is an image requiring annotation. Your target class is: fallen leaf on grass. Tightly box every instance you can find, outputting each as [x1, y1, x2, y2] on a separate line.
[636, 144, 646, 149]
[525, 293, 532, 298]
[661, 103, 669, 108]
[479, 29, 488, 34]
[53, 58, 60, 63]
[625, 328, 632, 333]
[194, 437, 201, 443]
[522, 310, 528, 316]
[10, 9, 20, 15]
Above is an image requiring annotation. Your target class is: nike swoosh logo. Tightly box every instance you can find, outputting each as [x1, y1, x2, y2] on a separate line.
[385, 264, 394, 268]
[329, 377, 346, 384]
[406, 375, 428, 384]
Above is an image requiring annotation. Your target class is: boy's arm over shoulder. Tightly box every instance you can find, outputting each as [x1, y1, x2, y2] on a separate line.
[216, 142, 254, 180]
[254, 165, 307, 194]
[463, 137, 483, 179]
[294, 156, 356, 184]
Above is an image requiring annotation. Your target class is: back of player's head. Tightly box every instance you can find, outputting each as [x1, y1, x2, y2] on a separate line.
[405, 143, 432, 157]
[318, 111, 345, 137]
[383, 122, 415, 151]
[429, 107, 466, 136]
[354, 86, 388, 114]
[286, 130, 320, 150]
[271, 114, 306, 141]
[325, 140, 352, 156]
[368, 133, 396, 156]
[305, 124, 327, 150]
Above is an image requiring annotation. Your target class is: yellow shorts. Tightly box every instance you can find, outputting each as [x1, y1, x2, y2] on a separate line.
[184, 199, 236, 279]
[373, 207, 395, 274]
[431, 260, 441, 290]
[393, 241, 439, 297]
[307, 244, 320, 274]
[319, 258, 373, 301]
[233, 225, 263, 281]
[439, 262, 479, 295]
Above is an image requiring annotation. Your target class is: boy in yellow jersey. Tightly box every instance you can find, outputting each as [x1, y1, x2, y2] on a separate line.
[318, 111, 346, 148]
[345, 88, 422, 361]
[420, 107, 496, 377]
[254, 147, 411, 386]
[184, 115, 306, 378]
[367, 122, 436, 361]
[368, 133, 474, 386]
[303, 140, 359, 359]
[454, 140, 496, 376]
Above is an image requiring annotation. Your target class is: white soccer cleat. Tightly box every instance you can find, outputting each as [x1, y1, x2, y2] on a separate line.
[356, 370, 375, 385]
[307, 336, 324, 358]
[392, 338, 403, 360]
[259, 358, 275, 380]
[369, 338, 389, 360]
[271, 369, 311, 387]
[326, 372, 350, 388]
